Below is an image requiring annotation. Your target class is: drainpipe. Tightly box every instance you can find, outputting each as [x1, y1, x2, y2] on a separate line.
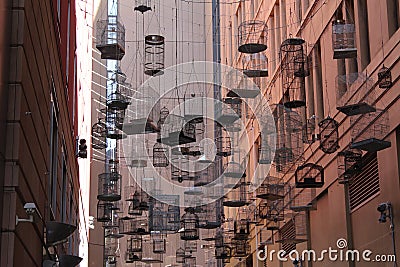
[344, 183, 355, 267]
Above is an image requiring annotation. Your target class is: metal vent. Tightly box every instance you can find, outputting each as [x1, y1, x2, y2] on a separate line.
[279, 220, 296, 254]
[349, 153, 380, 211]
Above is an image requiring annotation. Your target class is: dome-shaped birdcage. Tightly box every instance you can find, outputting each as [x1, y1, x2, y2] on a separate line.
[336, 72, 376, 116]
[259, 198, 284, 223]
[232, 239, 250, 258]
[134, 0, 152, 13]
[144, 35, 165, 76]
[350, 109, 391, 152]
[256, 175, 284, 200]
[105, 108, 127, 140]
[319, 117, 339, 154]
[223, 179, 248, 207]
[280, 38, 309, 108]
[337, 148, 363, 184]
[286, 184, 317, 212]
[125, 235, 142, 263]
[238, 20, 268, 53]
[176, 247, 186, 263]
[302, 115, 319, 144]
[97, 201, 114, 222]
[167, 205, 181, 231]
[180, 208, 200, 240]
[217, 97, 242, 124]
[242, 52, 268, 77]
[97, 172, 121, 202]
[295, 163, 324, 188]
[332, 20, 357, 59]
[96, 16, 125, 60]
[151, 231, 166, 254]
[378, 65, 392, 89]
[273, 104, 304, 173]
[233, 207, 251, 240]
[92, 118, 107, 150]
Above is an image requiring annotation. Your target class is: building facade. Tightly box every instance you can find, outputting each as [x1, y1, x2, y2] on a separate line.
[0, 0, 89, 266]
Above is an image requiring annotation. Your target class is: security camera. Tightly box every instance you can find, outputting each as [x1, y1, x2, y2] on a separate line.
[24, 202, 38, 215]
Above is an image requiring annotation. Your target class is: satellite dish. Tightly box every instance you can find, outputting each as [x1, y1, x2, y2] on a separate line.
[46, 221, 77, 246]
[59, 255, 83, 267]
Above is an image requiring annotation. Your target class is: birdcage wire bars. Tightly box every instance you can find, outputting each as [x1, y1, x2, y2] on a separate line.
[144, 35, 165, 76]
[332, 20, 357, 59]
[96, 16, 125, 60]
[238, 20, 268, 53]
[319, 117, 339, 154]
[92, 118, 107, 150]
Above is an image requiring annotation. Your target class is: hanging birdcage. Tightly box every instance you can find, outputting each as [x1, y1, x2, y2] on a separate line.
[180, 208, 200, 241]
[378, 65, 392, 89]
[256, 175, 284, 200]
[144, 35, 165, 76]
[129, 135, 148, 167]
[217, 97, 242, 124]
[184, 93, 205, 123]
[107, 70, 130, 110]
[280, 38, 309, 108]
[152, 143, 169, 168]
[332, 20, 357, 59]
[233, 207, 250, 240]
[105, 108, 126, 139]
[226, 71, 260, 98]
[350, 109, 391, 152]
[224, 148, 247, 178]
[337, 148, 363, 184]
[238, 20, 267, 53]
[258, 227, 274, 248]
[151, 231, 166, 253]
[96, 16, 125, 60]
[287, 184, 316, 212]
[97, 201, 114, 222]
[104, 212, 123, 239]
[134, 0, 152, 13]
[216, 135, 232, 157]
[232, 239, 250, 258]
[92, 118, 107, 150]
[319, 117, 339, 154]
[273, 105, 304, 173]
[184, 240, 198, 254]
[167, 205, 181, 231]
[183, 256, 196, 267]
[171, 157, 190, 183]
[215, 229, 232, 259]
[104, 236, 119, 265]
[198, 201, 222, 229]
[141, 235, 163, 263]
[242, 52, 268, 77]
[223, 179, 248, 207]
[259, 134, 274, 164]
[159, 114, 196, 146]
[303, 115, 319, 144]
[276, 212, 308, 245]
[295, 163, 324, 188]
[176, 247, 186, 263]
[97, 172, 121, 202]
[125, 235, 142, 263]
[336, 73, 375, 116]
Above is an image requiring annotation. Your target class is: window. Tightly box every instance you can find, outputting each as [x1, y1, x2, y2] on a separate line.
[349, 153, 380, 211]
[387, 0, 400, 37]
[357, 0, 371, 69]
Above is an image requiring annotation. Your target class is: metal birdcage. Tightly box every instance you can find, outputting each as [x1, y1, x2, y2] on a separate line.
[184, 256, 196, 267]
[125, 235, 142, 263]
[217, 97, 242, 124]
[276, 212, 308, 245]
[256, 175, 284, 200]
[107, 69, 131, 110]
[287, 184, 316, 212]
[97, 201, 114, 222]
[226, 71, 260, 99]
[151, 231, 166, 253]
[378, 65, 392, 89]
[129, 135, 148, 168]
[198, 201, 222, 229]
[232, 239, 250, 258]
[215, 229, 232, 259]
[302, 115, 319, 144]
[180, 208, 200, 241]
[159, 114, 196, 146]
[176, 247, 186, 263]
[96, 16, 125, 60]
[167, 205, 181, 231]
[104, 236, 119, 265]
[319, 117, 339, 154]
[223, 179, 248, 207]
[134, 0, 152, 13]
[216, 135, 232, 157]
[332, 20, 357, 59]
[336, 73, 376, 116]
[223, 148, 247, 178]
[273, 105, 304, 173]
[258, 227, 274, 248]
[152, 142, 169, 168]
[92, 118, 107, 150]
[144, 35, 165, 76]
[184, 93, 205, 123]
[242, 52, 268, 77]
[171, 157, 190, 183]
[141, 235, 163, 263]
[97, 172, 121, 202]
[350, 109, 391, 152]
[238, 20, 268, 53]
[119, 217, 148, 235]
[259, 134, 274, 164]
[184, 240, 198, 254]
[105, 108, 126, 139]
[233, 207, 251, 240]
[337, 148, 363, 184]
[295, 163, 324, 188]
[104, 212, 123, 239]
[194, 161, 216, 187]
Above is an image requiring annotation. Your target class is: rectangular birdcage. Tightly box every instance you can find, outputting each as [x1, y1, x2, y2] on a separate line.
[96, 17, 125, 60]
[337, 148, 363, 184]
[152, 231, 166, 254]
[286, 184, 316, 212]
[259, 198, 285, 223]
[141, 236, 164, 263]
[332, 20, 357, 59]
[336, 73, 376, 116]
[104, 236, 119, 264]
[350, 109, 391, 152]
[232, 239, 251, 258]
[223, 180, 249, 207]
[125, 236, 142, 263]
[199, 201, 222, 229]
[256, 175, 284, 200]
[159, 114, 196, 146]
[184, 92, 205, 123]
